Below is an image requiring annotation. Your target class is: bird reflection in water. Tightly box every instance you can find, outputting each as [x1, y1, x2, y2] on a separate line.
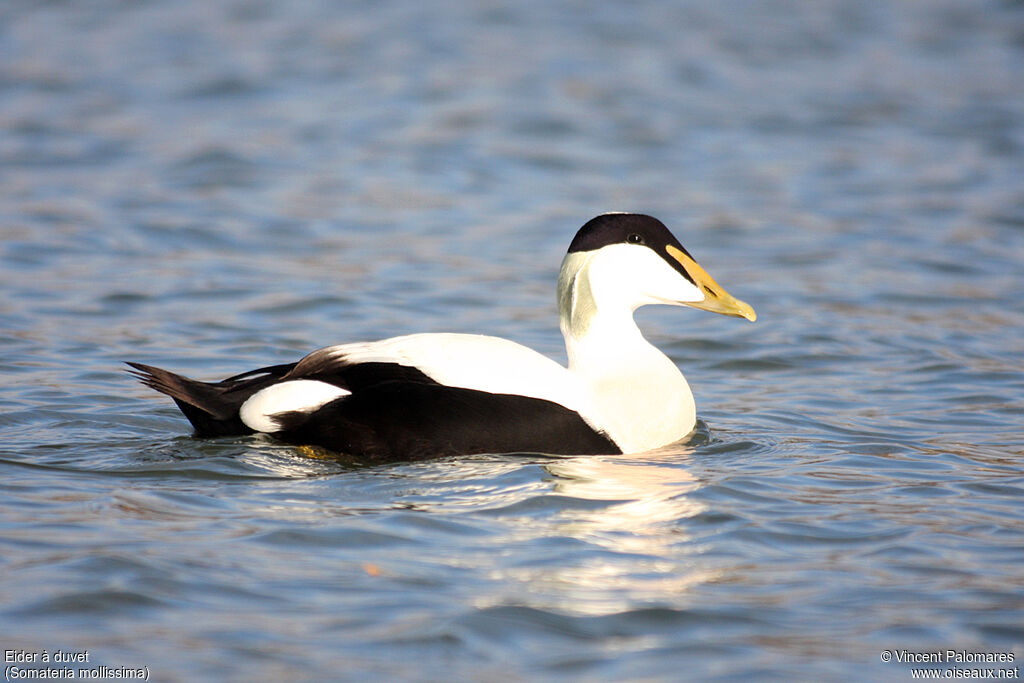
[501, 447, 718, 615]
[546, 447, 707, 550]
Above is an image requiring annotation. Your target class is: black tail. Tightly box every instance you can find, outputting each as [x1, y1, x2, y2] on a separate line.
[126, 361, 295, 437]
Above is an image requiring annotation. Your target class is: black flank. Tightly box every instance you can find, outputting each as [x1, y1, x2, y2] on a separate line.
[271, 381, 621, 462]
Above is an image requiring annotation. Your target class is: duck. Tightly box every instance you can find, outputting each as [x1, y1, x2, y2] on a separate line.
[128, 213, 755, 461]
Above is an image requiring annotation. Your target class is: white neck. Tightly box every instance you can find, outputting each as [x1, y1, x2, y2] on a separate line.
[557, 251, 696, 453]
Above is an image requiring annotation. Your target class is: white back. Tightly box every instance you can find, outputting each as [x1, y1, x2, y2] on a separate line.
[307, 333, 590, 416]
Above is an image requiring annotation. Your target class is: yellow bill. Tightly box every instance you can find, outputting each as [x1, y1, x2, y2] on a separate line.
[666, 245, 757, 322]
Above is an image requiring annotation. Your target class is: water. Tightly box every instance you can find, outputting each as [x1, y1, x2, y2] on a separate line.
[2, 0, 1023, 680]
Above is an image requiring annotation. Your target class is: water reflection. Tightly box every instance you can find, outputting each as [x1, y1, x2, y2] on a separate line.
[546, 449, 706, 546]
[495, 449, 717, 615]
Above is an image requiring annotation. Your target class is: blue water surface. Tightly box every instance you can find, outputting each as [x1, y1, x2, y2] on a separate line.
[1, 1, 1023, 681]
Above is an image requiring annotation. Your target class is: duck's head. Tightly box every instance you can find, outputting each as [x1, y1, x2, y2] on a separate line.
[558, 213, 756, 329]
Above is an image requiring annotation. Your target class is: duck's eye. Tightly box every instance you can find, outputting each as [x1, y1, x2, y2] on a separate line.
[626, 233, 644, 245]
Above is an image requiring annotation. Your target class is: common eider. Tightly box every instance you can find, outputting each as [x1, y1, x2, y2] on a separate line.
[129, 213, 755, 461]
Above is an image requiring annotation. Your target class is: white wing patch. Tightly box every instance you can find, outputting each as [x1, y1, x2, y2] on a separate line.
[239, 380, 350, 433]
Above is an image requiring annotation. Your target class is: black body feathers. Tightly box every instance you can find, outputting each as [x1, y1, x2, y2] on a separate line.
[271, 381, 619, 462]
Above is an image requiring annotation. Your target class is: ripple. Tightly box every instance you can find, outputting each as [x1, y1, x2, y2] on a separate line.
[165, 148, 263, 190]
[252, 526, 416, 548]
[449, 603, 771, 655]
[9, 590, 169, 618]
[478, 493, 625, 518]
